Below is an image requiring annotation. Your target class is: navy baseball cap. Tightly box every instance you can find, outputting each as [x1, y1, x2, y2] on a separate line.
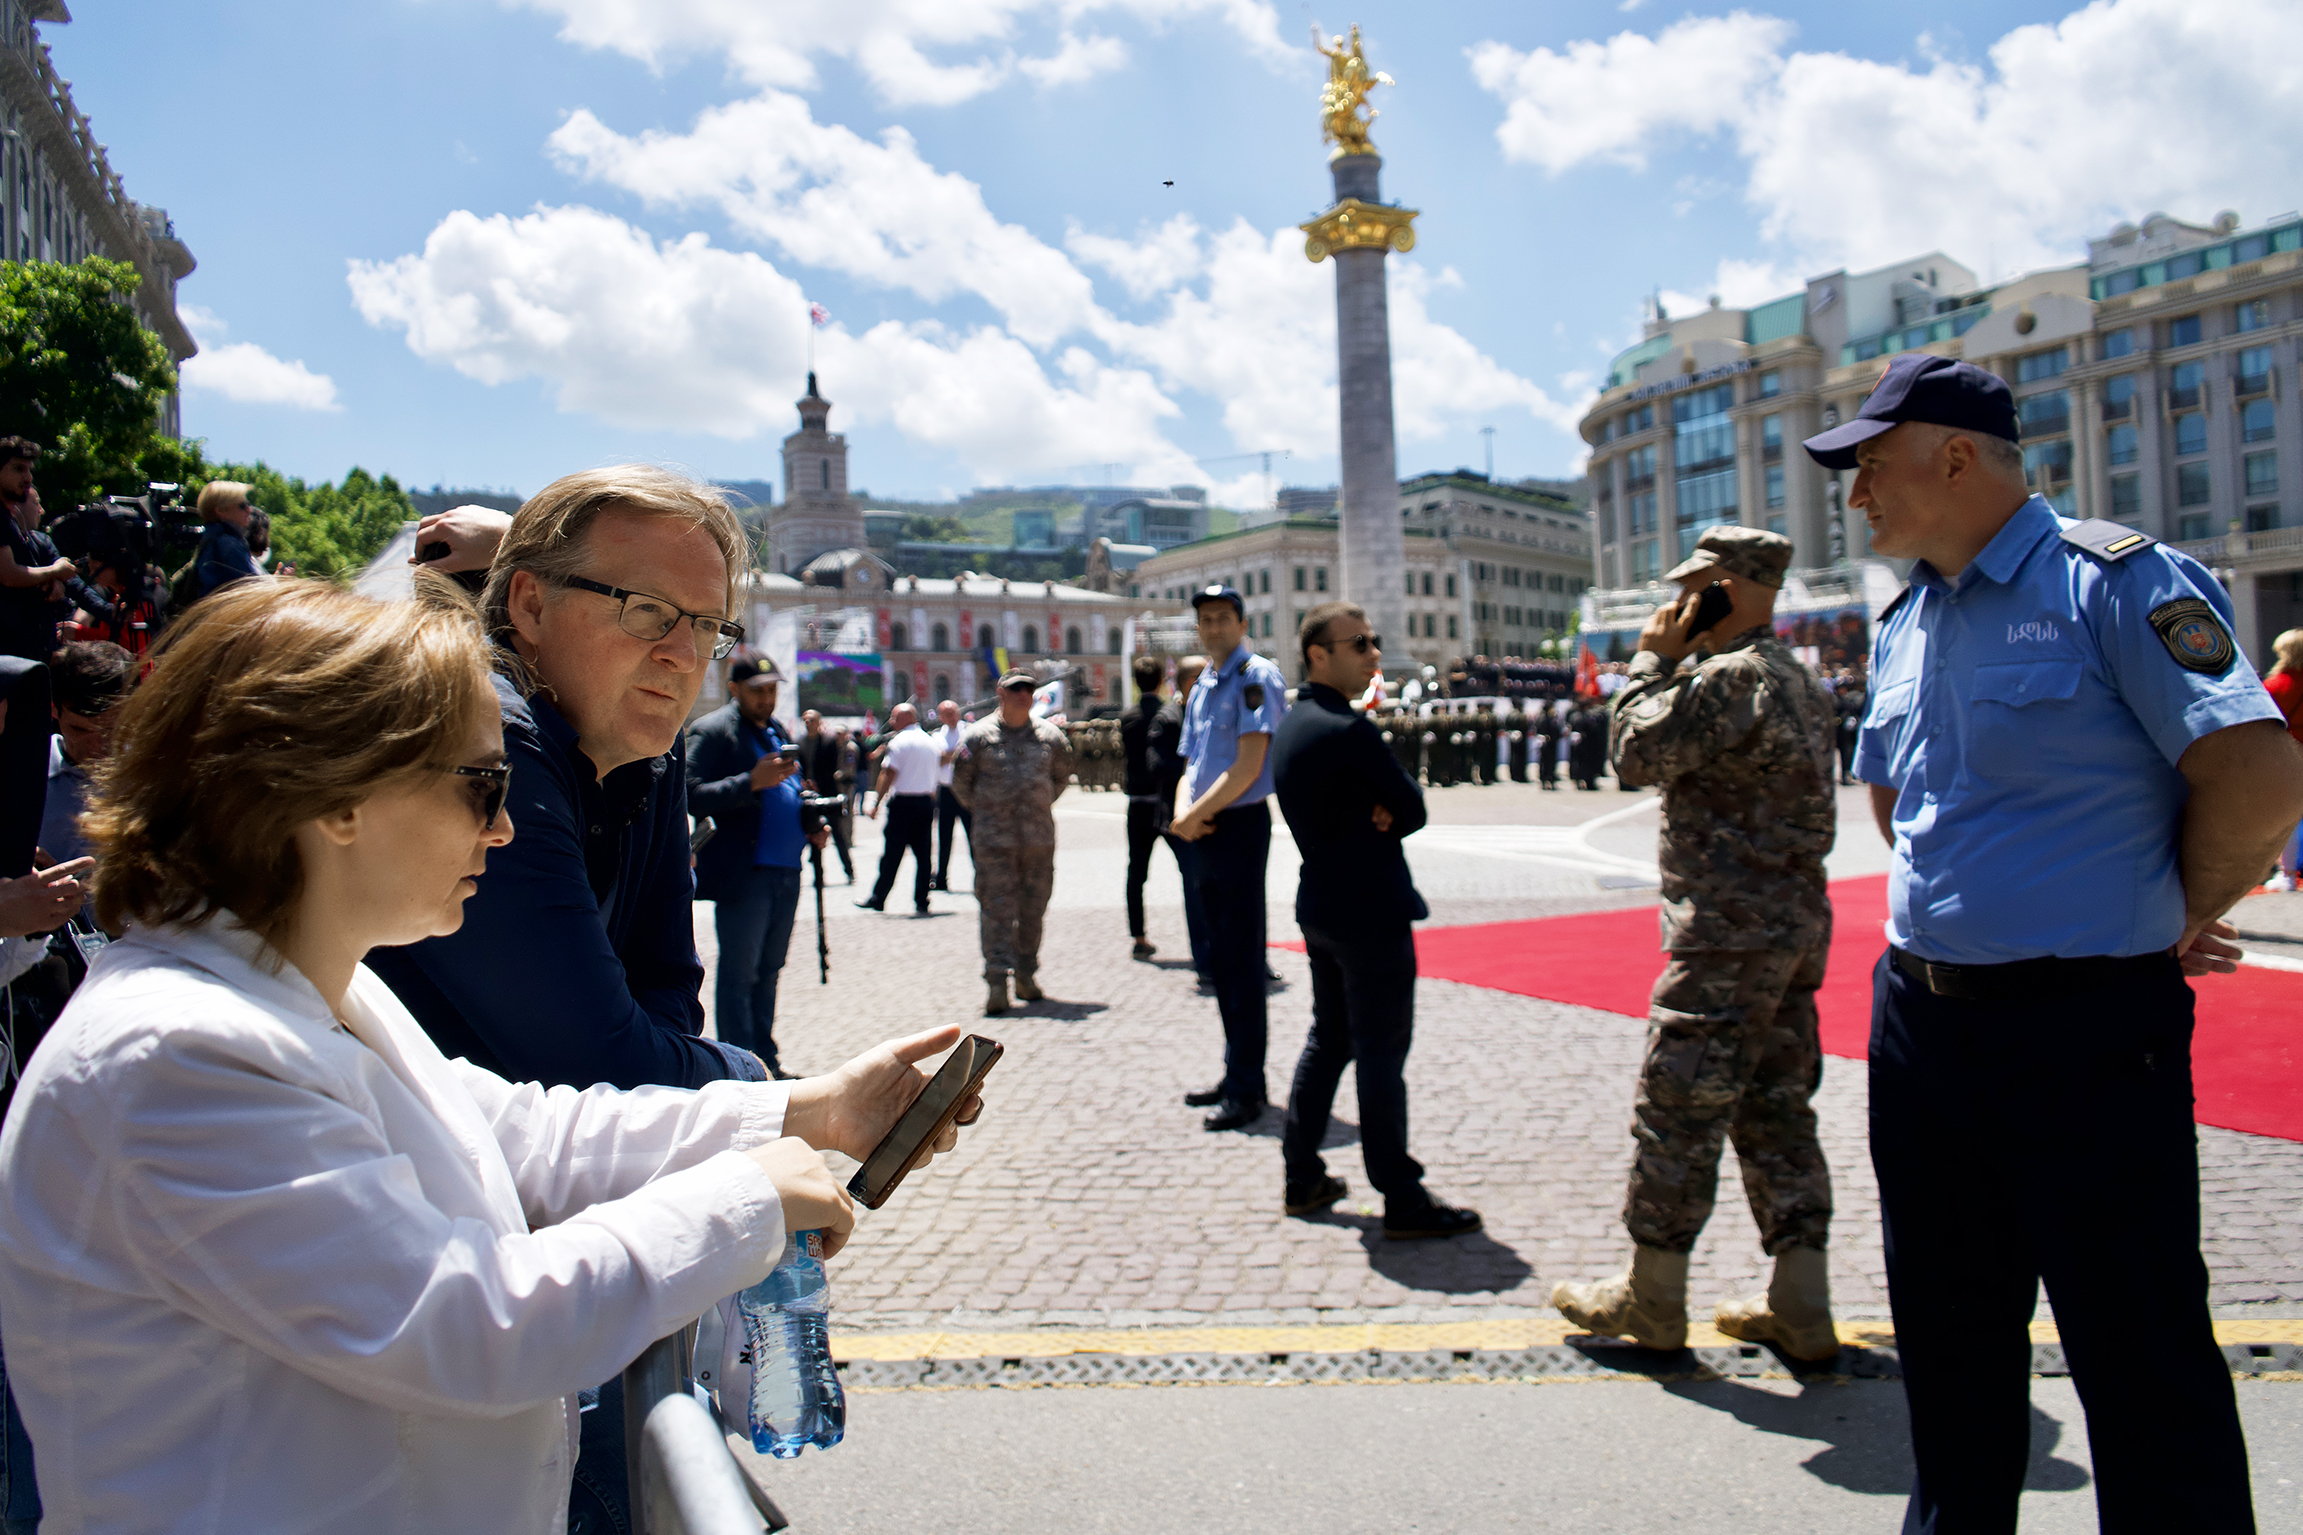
[1802, 353, 2021, 470]
[1189, 584, 1244, 618]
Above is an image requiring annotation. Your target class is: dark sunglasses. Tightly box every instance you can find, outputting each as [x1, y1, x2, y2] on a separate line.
[1321, 631, 1380, 654]
[446, 764, 511, 830]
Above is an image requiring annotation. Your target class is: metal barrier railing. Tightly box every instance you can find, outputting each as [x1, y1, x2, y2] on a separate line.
[623, 1328, 789, 1535]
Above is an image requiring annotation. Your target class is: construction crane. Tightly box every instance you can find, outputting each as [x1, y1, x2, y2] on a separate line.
[1193, 448, 1294, 512]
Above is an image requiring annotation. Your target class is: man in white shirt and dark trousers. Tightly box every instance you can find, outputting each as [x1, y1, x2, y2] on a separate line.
[932, 698, 971, 892]
[858, 702, 940, 916]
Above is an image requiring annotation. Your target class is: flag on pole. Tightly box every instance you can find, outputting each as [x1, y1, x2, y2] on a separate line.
[808, 302, 831, 327]
[1574, 640, 1600, 699]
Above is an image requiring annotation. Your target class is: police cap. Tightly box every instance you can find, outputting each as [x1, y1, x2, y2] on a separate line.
[1802, 352, 2021, 470]
[1189, 584, 1244, 618]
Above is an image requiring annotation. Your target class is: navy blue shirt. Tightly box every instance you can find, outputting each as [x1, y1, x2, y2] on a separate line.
[1856, 497, 2280, 964]
[370, 672, 757, 1090]
[191, 520, 261, 601]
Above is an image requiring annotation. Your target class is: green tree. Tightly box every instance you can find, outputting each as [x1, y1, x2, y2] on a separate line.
[186, 460, 417, 582]
[0, 257, 176, 509]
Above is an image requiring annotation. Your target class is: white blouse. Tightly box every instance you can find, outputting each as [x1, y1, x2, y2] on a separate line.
[0, 920, 791, 1534]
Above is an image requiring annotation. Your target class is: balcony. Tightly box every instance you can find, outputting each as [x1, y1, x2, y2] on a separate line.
[2236, 367, 2275, 398]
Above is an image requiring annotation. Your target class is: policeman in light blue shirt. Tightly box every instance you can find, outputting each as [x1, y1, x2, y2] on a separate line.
[1171, 584, 1289, 1131]
[1810, 352, 2303, 1533]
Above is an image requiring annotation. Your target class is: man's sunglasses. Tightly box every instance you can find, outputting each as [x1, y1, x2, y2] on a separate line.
[1323, 631, 1381, 654]
[559, 574, 746, 660]
[447, 764, 511, 830]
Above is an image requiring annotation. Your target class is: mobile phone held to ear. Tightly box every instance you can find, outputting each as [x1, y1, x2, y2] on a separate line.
[847, 1035, 1001, 1210]
[1691, 580, 1735, 637]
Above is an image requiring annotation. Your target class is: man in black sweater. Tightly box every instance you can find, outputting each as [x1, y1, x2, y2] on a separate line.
[1270, 601, 1480, 1239]
[1119, 654, 1179, 960]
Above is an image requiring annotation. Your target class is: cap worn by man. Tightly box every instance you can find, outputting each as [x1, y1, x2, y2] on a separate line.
[997, 670, 1036, 691]
[729, 657, 780, 685]
[1190, 585, 1244, 618]
[1664, 526, 1794, 589]
[1800, 353, 2020, 470]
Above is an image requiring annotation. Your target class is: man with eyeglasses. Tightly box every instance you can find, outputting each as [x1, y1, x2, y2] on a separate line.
[1272, 602, 1480, 1239]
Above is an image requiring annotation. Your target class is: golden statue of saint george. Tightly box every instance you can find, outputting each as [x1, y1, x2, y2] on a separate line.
[1314, 23, 1391, 159]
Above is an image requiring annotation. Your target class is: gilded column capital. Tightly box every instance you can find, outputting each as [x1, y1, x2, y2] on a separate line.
[1301, 198, 1418, 263]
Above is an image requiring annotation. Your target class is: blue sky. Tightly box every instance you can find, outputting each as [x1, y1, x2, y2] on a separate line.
[54, 0, 2303, 504]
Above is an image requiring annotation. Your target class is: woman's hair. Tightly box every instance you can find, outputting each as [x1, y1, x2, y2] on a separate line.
[479, 465, 751, 654]
[83, 580, 497, 942]
[195, 480, 250, 522]
[2272, 628, 2303, 678]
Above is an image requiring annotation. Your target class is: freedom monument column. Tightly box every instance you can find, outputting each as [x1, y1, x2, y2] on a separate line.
[1302, 24, 1415, 667]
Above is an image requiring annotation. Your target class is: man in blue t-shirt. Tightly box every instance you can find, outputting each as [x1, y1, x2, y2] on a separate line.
[686, 657, 826, 1077]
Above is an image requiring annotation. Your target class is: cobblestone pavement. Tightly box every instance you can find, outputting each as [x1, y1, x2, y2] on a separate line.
[709, 783, 2303, 1332]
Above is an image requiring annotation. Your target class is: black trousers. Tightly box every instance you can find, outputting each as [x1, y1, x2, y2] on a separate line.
[935, 785, 971, 884]
[869, 795, 935, 911]
[1283, 923, 1423, 1201]
[1191, 802, 1270, 1103]
[1124, 798, 1165, 940]
[1869, 951, 2252, 1535]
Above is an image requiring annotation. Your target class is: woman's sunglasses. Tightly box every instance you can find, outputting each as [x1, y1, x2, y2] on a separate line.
[446, 764, 511, 830]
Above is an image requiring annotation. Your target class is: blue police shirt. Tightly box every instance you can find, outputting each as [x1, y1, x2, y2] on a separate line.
[1179, 642, 1288, 806]
[1854, 496, 2281, 965]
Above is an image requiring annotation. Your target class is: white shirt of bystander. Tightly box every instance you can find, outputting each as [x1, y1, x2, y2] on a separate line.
[936, 721, 964, 787]
[883, 726, 942, 796]
[0, 919, 792, 1535]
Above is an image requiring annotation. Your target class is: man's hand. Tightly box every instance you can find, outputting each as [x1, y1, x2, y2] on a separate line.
[808, 826, 830, 851]
[865, 799, 882, 820]
[783, 1025, 986, 1165]
[408, 506, 513, 573]
[745, 1138, 858, 1257]
[1370, 804, 1395, 833]
[0, 857, 91, 938]
[2175, 917, 2245, 977]
[1169, 809, 1209, 842]
[749, 754, 798, 790]
[1638, 591, 1699, 663]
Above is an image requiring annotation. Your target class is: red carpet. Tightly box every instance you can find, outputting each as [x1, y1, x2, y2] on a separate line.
[1317, 876, 2301, 1143]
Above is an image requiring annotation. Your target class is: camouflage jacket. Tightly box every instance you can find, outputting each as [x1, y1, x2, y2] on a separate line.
[1610, 625, 1837, 951]
[949, 715, 1075, 850]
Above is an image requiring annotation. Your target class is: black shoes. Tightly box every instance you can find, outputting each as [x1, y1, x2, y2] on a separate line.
[853, 899, 883, 911]
[1382, 1199, 1483, 1241]
[1284, 1174, 1348, 1217]
[1132, 938, 1156, 960]
[1202, 1097, 1267, 1132]
[1182, 1085, 1225, 1107]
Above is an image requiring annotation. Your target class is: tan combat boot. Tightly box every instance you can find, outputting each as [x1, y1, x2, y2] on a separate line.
[1715, 1246, 1838, 1361]
[984, 975, 1011, 1016]
[1551, 1246, 1689, 1350]
[1012, 971, 1043, 1002]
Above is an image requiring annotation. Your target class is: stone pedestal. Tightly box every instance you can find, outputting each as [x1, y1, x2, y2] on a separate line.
[1307, 153, 1412, 666]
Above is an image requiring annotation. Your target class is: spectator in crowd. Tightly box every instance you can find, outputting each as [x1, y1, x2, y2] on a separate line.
[686, 658, 828, 1079]
[951, 671, 1074, 1015]
[2264, 629, 2303, 889]
[931, 698, 971, 892]
[1567, 700, 1609, 789]
[1172, 587, 1287, 1132]
[1163, 656, 1211, 983]
[0, 445, 85, 663]
[39, 640, 133, 869]
[1832, 667, 1867, 785]
[244, 506, 273, 569]
[0, 579, 980, 1535]
[1120, 654, 1174, 961]
[858, 702, 939, 916]
[1273, 602, 1479, 1238]
[185, 480, 263, 606]
[64, 548, 163, 657]
[795, 708, 855, 882]
[1534, 700, 1564, 789]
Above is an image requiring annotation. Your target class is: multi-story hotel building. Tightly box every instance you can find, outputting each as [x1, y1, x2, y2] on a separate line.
[0, 0, 197, 429]
[1579, 210, 2303, 659]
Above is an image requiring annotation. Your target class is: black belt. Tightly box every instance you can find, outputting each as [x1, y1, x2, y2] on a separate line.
[1890, 946, 2169, 1002]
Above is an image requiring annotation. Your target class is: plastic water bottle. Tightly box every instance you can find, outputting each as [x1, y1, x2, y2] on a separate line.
[739, 1230, 845, 1457]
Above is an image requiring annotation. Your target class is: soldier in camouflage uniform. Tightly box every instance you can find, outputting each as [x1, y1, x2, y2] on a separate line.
[1552, 526, 1842, 1361]
[950, 670, 1077, 1016]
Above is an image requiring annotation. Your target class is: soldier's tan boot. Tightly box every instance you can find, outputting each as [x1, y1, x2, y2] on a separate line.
[1551, 1246, 1689, 1350]
[984, 976, 1011, 1016]
[1715, 1246, 1839, 1362]
[1012, 971, 1043, 1002]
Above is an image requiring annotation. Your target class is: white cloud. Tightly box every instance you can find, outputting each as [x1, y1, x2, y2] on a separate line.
[549, 93, 1103, 346]
[1066, 214, 1204, 302]
[1475, 0, 2303, 278]
[500, 0, 1288, 105]
[1467, 14, 1794, 174]
[176, 306, 341, 411]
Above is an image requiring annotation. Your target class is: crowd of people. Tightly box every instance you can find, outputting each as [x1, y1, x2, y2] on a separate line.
[0, 352, 2299, 1532]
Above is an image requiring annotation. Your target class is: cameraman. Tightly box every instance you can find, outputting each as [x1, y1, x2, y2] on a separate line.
[0, 444, 82, 663]
[184, 480, 262, 606]
[65, 549, 162, 656]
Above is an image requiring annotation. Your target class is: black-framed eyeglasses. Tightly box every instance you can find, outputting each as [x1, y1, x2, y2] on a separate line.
[559, 574, 746, 660]
[446, 763, 511, 830]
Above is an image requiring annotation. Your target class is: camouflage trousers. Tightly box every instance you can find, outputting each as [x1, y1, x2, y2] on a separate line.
[975, 843, 1055, 982]
[1622, 943, 1832, 1255]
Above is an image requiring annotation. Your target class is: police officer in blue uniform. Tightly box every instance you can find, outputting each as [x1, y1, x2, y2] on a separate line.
[1809, 353, 2303, 1533]
[1172, 584, 1289, 1131]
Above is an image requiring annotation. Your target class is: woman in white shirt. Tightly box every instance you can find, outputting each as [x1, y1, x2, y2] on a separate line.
[0, 580, 975, 1534]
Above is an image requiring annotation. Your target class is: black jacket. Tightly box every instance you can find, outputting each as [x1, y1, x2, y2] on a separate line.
[685, 703, 823, 903]
[1119, 693, 1174, 798]
[1270, 682, 1429, 938]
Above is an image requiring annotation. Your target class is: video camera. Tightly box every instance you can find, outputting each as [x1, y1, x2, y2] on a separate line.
[46, 482, 199, 573]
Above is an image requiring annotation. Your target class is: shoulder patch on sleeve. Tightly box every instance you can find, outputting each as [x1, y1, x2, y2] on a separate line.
[1242, 683, 1265, 710]
[2060, 519, 2157, 561]
[2147, 597, 2237, 673]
